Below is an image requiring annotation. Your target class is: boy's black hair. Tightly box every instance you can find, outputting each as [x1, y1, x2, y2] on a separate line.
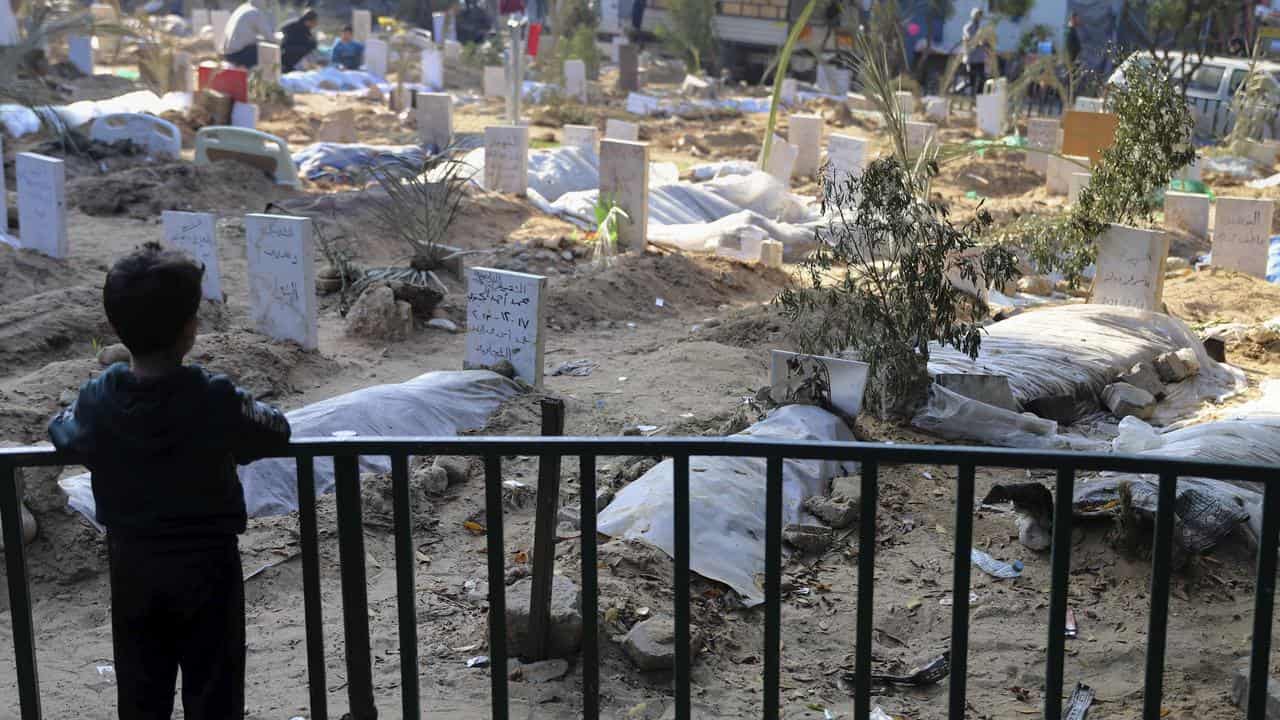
[301, 8, 318, 21]
[342, 24, 353, 32]
[103, 242, 204, 356]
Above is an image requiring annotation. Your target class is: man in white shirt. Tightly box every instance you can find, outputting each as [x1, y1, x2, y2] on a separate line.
[221, 0, 274, 69]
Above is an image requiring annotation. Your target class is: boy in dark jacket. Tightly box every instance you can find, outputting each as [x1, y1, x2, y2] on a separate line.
[49, 242, 291, 720]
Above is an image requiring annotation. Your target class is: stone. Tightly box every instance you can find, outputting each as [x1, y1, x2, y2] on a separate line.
[788, 113, 823, 178]
[246, 214, 318, 349]
[163, 211, 221, 301]
[1016, 275, 1054, 296]
[16, 152, 68, 259]
[1163, 191, 1210, 239]
[1231, 661, 1280, 718]
[414, 463, 449, 493]
[1166, 256, 1191, 271]
[387, 280, 444, 318]
[1047, 154, 1088, 196]
[427, 318, 458, 332]
[97, 343, 131, 366]
[617, 43, 639, 92]
[680, 73, 715, 99]
[564, 59, 588, 102]
[1153, 348, 1201, 383]
[934, 373, 1019, 412]
[759, 240, 783, 269]
[1101, 382, 1156, 420]
[1117, 360, 1165, 399]
[505, 575, 583, 658]
[1024, 118, 1060, 174]
[1091, 224, 1169, 312]
[623, 614, 700, 671]
[1212, 196, 1274, 278]
[1025, 395, 1076, 426]
[779, 78, 797, 104]
[433, 455, 471, 485]
[803, 494, 857, 529]
[415, 92, 452, 150]
[0, 502, 38, 550]
[975, 90, 1006, 136]
[316, 108, 356, 143]
[484, 125, 529, 196]
[826, 133, 867, 182]
[420, 46, 444, 91]
[604, 118, 639, 142]
[509, 658, 570, 683]
[924, 96, 948, 121]
[464, 267, 547, 386]
[562, 124, 597, 153]
[346, 284, 413, 341]
[783, 524, 834, 552]
[599, 139, 649, 251]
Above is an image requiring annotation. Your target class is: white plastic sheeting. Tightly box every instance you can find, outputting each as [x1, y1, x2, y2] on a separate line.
[60, 370, 522, 527]
[292, 142, 428, 181]
[0, 91, 193, 138]
[597, 404, 856, 606]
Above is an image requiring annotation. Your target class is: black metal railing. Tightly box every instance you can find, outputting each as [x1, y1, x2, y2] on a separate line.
[2, 438, 1278, 719]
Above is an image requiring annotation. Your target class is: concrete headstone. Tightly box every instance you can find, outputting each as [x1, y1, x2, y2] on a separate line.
[1047, 154, 1088, 196]
[905, 121, 937, 154]
[210, 10, 230, 47]
[258, 42, 281, 84]
[483, 66, 506, 98]
[15, 153, 68, 259]
[617, 43, 640, 92]
[924, 96, 948, 121]
[432, 11, 446, 43]
[825, 134, 867, 182]
[416, 92, 452, 149]
[316, 108, 356, 143]
[788, 113, 823, 178]
[191, 8, 210, 30]
[163, 210, 222, 301]
[605, 118, 639, 142]
[562, 124, 597, 153]
[245, 213, 318, 349]
[230, 102, 259, 129]
[1163, 191, 1211, 239]
[780, 78, 797, 105]
[420, 46, 443, 91]
[564, 58, 587, 102]
[1212, 197, 1275, 278]
[1091, 224, 1170, 311]
[172, 50, 193, 92]
[599, 139, 649, 251]
[68, 35, 94, 76]
[769, 350, 870, 417]
[365, 38, 388, 77]
[444, 39, 462, 61]
[975, 91, 1006, 137]
[351, 9, 371, 43]
[464, 267, 547, 386]
[484, 125, 529, 196]
[1024, 117, 1059, 174]
[764, 136, 798, 184]
[894, 91, 914, 117]
[1068, 172, 1091, 205]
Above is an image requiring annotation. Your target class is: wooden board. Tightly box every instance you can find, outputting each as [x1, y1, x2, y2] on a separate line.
[1061, 110, 1119, 165]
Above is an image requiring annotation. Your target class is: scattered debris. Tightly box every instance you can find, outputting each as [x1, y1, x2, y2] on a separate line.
[971, 549, 1023, 579]
[1064, 683, 1095, 720]
[869, 652, 951, 686]
[1153, 348, 1201, 383]
[1102, 381, 1156, 420]
[783, 524, 835, 553]
[982, 482, 1053, 551]
[550, 358, 598, 377]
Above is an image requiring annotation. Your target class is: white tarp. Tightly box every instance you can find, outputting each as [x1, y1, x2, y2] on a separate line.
[597, 404, 856, 605]
[60, 370, 522, 526]
[1, 91, 192, 138]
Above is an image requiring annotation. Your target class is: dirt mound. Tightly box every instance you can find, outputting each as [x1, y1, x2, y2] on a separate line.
[67, 160, 286, 218]
[940, 157, 1044, 198]
[0, 285, 116, 375]
[1165, 269, 1280, 326]
[0, 244, 97, 305]
[544, 253, 788, 330]
[187, 331, 342, 400]
[698, 303, 794, 350]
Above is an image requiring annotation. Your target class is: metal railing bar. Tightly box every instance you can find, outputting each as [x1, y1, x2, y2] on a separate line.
[1044, 466, 1076, 720]
[391, 453, 421, 719]
[948, 464, 976, 720]
[484, 454, 510, 720]
[854, 460, 878, 720]
[673, 453, 692, 720]
[334, 455, 376, 720]
[1248, 482, 1280, 720]
[6, 439, 1269, 483]
[1142, 472, 1178, 719]
[1, 460, 41, 720]
[295, 457, 328, 720]
[579, 455, 600, 720]
[764, 456, 784, 720]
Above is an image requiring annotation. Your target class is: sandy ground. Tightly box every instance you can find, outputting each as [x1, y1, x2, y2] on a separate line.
[3, 46, 1280, 720]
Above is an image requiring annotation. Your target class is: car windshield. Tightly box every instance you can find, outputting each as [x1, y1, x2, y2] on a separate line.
[1187, 64, 1225, 93]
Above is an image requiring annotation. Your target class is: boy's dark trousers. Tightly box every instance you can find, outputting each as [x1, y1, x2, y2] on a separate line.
[108, 534, 245, 720]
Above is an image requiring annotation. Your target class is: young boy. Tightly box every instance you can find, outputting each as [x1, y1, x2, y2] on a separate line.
[330, 25, 365, 71]
[49, 242, 291, 719]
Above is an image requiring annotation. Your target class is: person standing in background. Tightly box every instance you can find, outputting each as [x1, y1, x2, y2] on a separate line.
[221, 0, 273, 68]
[962, 8, 987, 96]
[279, 7, 318, 73]
[1066, 12, 1082, 65]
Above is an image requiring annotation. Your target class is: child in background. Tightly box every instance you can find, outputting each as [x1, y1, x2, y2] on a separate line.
[331, 25, 365, 70]
[49, 242, 291, 719]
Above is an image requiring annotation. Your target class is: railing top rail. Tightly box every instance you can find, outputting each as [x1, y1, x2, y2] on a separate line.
[2, 436, 1277, 482]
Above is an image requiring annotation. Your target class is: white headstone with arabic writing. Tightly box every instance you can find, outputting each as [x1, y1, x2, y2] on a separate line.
[1024, 117, 1059, 174]
[564, 59, 587, 102]
[1163, 190, 1210, 239]
[599, 139, 649, 251]
[245, 214, 317, 350]
[365, 38, 388, 77]
[163, 211, 222, 301]
[1091, 225, 1169, 311]
[788, 113, 823, 178]
[464, 267, 547, 386]
[563, 124, 597, 153]
[825, 133, 867, 183]
[16, 153, 67, 259]
[484, 125, 528, 195]
[1212, 196, 1274, 278]
[416, 92, 452, 149]
[605, 118, 639, 142]
[351, 9, 371, 43]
